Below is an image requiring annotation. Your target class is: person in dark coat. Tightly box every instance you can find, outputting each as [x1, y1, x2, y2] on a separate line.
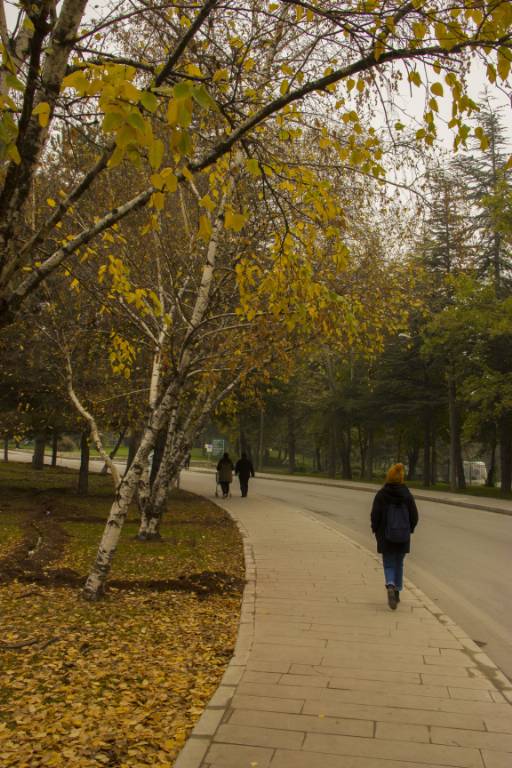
[216, 452, 234, 498]
[235, 452, 255, 497]
[371, 462, 419, 610]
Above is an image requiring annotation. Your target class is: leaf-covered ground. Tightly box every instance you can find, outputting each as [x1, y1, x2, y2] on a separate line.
[0, 462, 244, 768]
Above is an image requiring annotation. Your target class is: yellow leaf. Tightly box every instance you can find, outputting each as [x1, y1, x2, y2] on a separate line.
[198, 215, 212, 241]
[497, 49, 511, 81]
[186, 63, 203, 78]
[151, 192, 165, 211]
[412, 22, 426, 40]
[46, 198, 57, 208]
[160, 167, 178, 192]
[148, 139, 164, 170]
[167, 100, 179, 125]
[7, 143, 21, 163]
[225, 210, 247, 232]
[213, 68, 228, 82]
[246, 158, 261, 176]
[61, 70, 89, 93]
[431, 82, 444, 97]
[200, 194, 216, 213]
[408, 71, 421, 87]
[32, 102, 50, 127]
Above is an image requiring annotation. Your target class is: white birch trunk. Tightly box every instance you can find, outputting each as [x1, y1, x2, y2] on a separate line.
[136, 460, 151, 538]
[82, 386, 178, 600]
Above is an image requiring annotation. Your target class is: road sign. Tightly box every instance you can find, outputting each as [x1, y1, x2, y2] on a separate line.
[212, 438, 224, 456]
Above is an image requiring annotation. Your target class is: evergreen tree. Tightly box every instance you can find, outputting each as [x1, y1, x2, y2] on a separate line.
[458, 97, 512, 292]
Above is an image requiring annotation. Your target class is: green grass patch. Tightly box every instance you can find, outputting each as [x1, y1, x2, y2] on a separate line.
[0, 460, 244, 582]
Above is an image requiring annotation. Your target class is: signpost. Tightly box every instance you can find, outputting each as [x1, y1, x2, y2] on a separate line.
[212, 439, 225, 456]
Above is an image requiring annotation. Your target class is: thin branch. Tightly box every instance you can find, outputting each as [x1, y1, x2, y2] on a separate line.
[65, 352, 121, 488]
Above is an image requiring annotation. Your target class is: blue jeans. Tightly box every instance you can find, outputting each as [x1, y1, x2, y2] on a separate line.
[383, 551, 406, 591]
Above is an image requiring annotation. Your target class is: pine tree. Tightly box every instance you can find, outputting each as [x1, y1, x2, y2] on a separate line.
[458, 97, 512, 292]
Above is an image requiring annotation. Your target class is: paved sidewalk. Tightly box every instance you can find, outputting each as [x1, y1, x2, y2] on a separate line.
[175, 494, 512, 768]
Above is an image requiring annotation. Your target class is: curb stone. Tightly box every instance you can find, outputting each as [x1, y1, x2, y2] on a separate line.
[174, 521, 256, 768]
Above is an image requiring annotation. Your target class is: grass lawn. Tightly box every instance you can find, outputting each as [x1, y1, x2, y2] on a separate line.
[0, 462, 244, 768]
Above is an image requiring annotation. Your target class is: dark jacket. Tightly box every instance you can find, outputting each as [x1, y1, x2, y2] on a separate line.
[235, 456, 255, 480]
[217, 457, 234, 483]
[371, 483, 418, 554]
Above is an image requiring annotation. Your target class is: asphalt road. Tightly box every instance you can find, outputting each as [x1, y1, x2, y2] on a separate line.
[181, 471, 512, 685]
[5, 452, 512, 683]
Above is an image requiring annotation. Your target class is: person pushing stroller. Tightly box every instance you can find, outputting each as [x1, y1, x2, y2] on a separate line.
[216, 452, 234, 498]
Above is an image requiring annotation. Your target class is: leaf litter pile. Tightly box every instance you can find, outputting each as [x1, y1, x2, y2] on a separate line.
[0, 463, 244, 767]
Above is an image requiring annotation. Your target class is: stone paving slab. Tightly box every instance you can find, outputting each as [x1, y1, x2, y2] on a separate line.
[175, 494, 512, 768]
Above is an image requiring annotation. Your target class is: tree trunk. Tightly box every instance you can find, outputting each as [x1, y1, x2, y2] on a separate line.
[288, 410, 296, 473]
[32, 434, 46, 470]
[447, 375, 465, 490]
[140, 411, 203, 540]
[455, 444, 466, 490]
[431, 429, 437, 485]
[358, 426, 367, 480]
[486, 431, 497, 487]
[77, 429, 90, 495]
[340, 427, 352, 480]
[327, 420, 336, 478]
[422, 414, 431, 488]
[239, 415, 250, 457]
[136, 460, 152, 539]
[83, 418, 165, 599]
[447, 376, 457, 491]
[315, 445, 322, 473]
[125, 429, 141, 474]
[365, 430, 374, 480]
[3, 435, 8, 461]
[407, 443, 419, 481]
[149, 426, 166, 487]
[499, 412, 512, 494]
[396, 429, 403, 463]
[51, 430, 58, 467]
[257, 408, 264, 471]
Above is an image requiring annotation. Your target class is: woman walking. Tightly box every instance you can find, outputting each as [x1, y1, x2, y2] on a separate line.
[216, 452, 234, 499]
[371, 463, 419, 610]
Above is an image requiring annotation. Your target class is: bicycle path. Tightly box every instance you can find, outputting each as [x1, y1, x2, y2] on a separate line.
[175, 479, 512, 768]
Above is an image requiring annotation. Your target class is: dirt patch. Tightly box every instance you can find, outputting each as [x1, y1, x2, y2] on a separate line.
[0, 505, 69, 583]
[2, 563, 245, 596]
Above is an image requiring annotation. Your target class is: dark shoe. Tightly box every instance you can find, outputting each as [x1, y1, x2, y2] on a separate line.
[386, 584, 397, 610]
[395, 589, 400, 604]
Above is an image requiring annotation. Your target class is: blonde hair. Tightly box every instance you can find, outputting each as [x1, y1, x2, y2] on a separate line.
[386, 463, 405, 484]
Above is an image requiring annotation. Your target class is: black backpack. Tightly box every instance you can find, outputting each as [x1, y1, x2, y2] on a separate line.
[385, 498, 410, 543]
